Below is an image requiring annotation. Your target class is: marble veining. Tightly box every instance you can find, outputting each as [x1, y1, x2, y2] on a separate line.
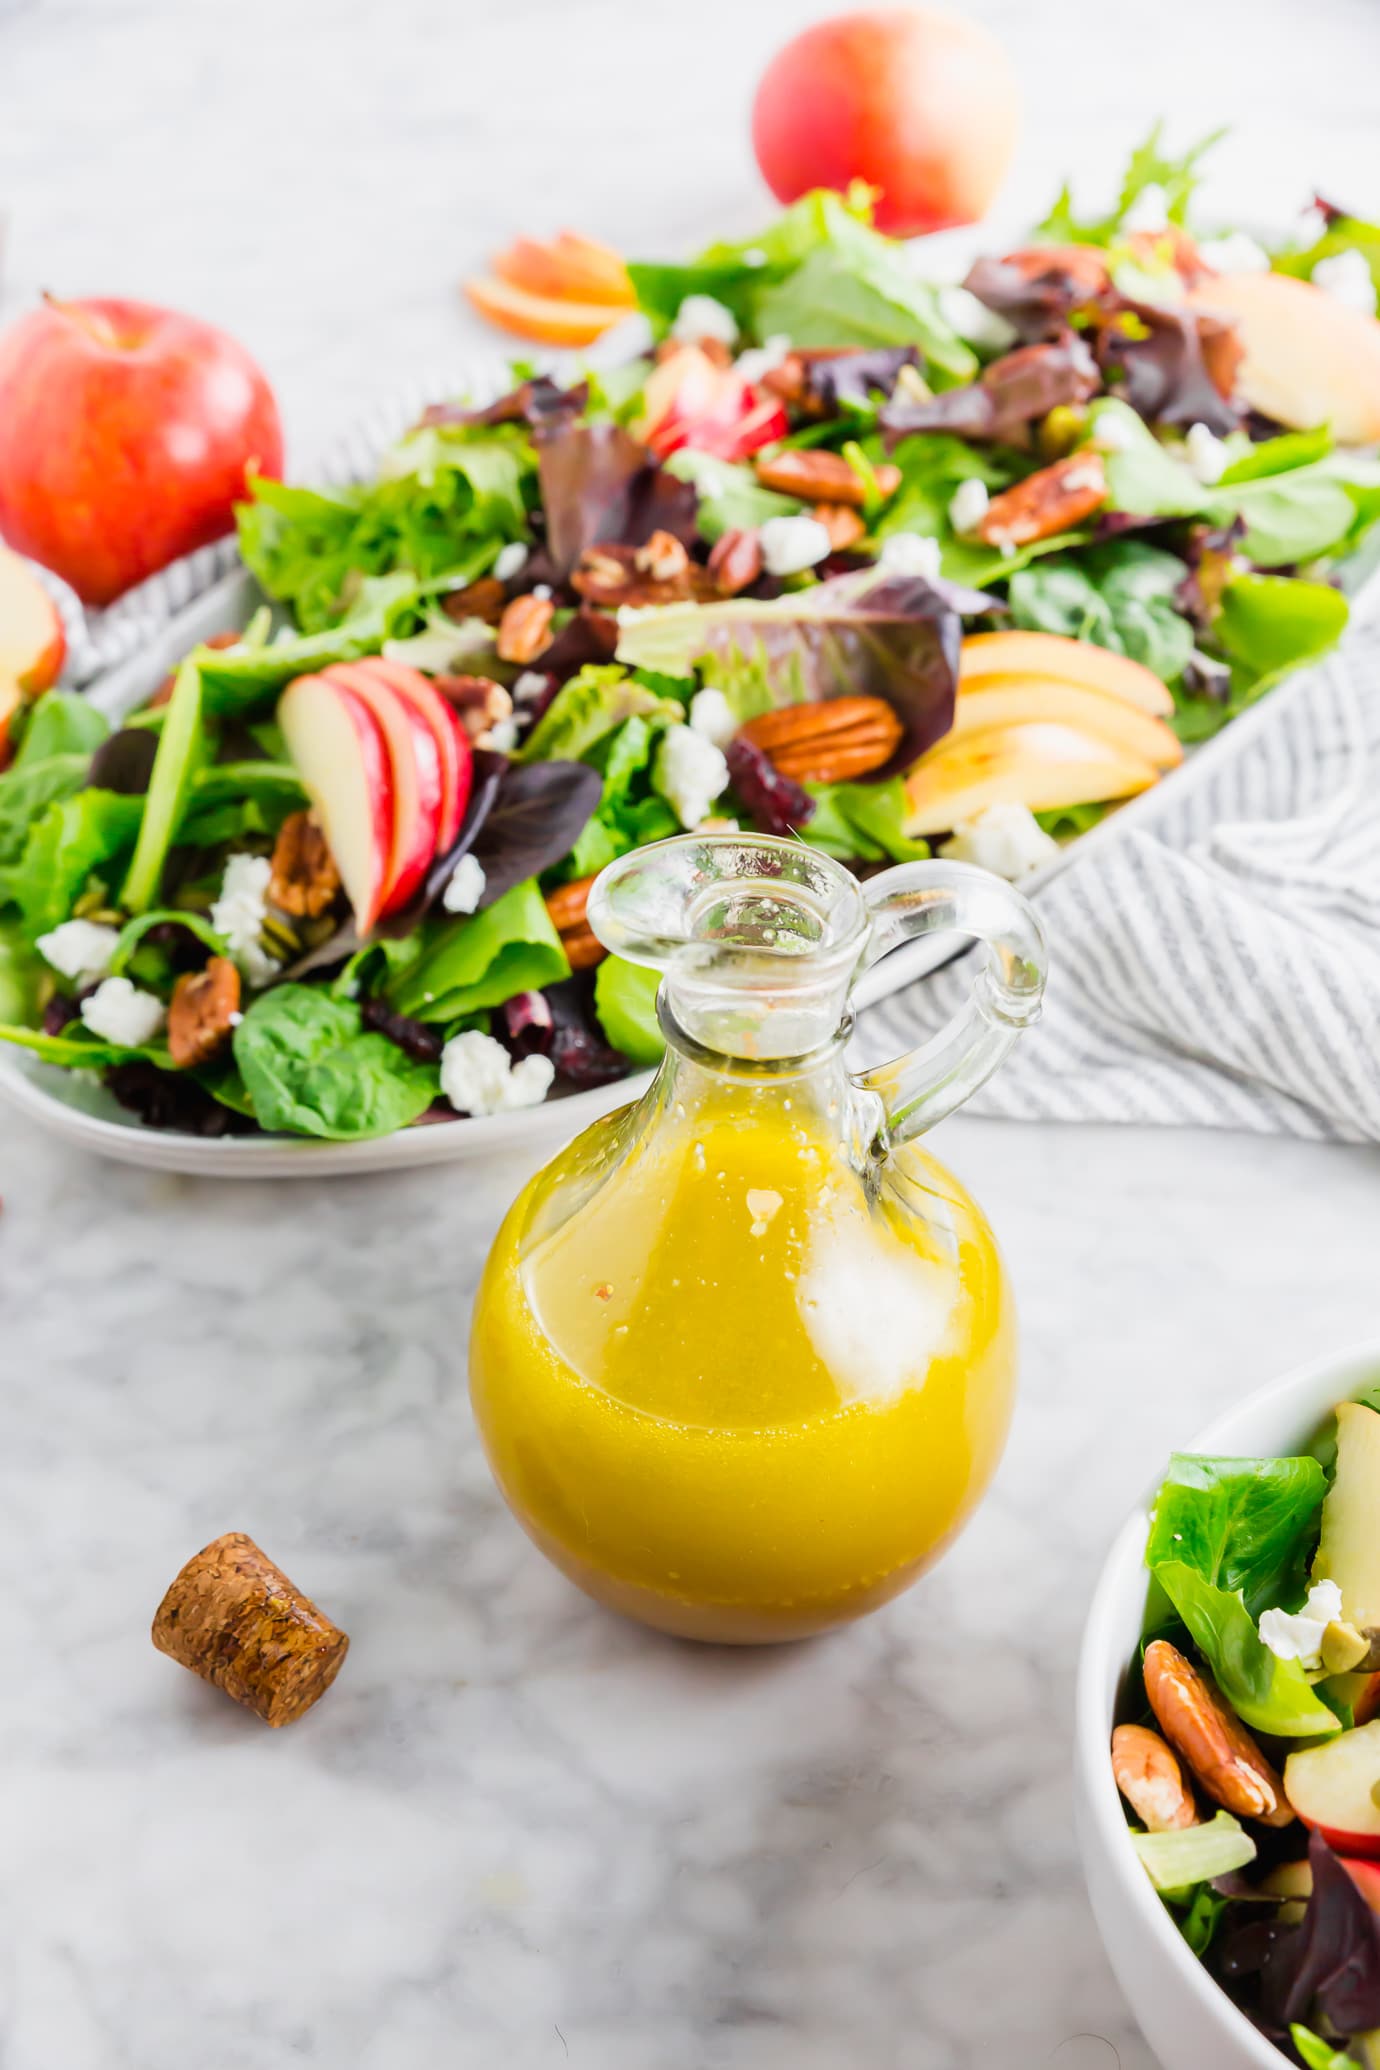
[3, 3, 1380, 2065]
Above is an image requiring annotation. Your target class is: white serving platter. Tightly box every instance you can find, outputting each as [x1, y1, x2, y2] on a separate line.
[3, 374, 1377, 1175]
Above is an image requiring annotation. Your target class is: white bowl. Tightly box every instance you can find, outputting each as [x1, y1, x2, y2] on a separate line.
[1074, 1336, 1380, 2070]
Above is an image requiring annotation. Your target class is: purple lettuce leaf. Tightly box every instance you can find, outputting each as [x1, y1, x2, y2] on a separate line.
[1273, 1833, 1380, 2036]
[802, 346, 920, 413]
[415, 374, 589, 432]
[468, 758, 604, 909]
[1093, 298, 1241, 434]
[535, 421, 699, 578]
[961, 254, 1099, 344]
[880, 336, 1100, 449]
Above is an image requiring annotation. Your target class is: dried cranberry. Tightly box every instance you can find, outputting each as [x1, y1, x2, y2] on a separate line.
[360, 996, 444, 1063]
[42, 992, 81, 1036]
[501, 991, 555, 1057]
[105, 1061, 257, 1135]
[551, 1025, 629, 1089]
[725, 737, 817, 838]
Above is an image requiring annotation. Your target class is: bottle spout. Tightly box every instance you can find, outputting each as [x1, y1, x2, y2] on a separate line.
[588, 834, 868, 1062]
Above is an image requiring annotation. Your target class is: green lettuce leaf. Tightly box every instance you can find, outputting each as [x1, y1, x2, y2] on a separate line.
[566, 714, 680, 878]
[0, 750, 93, 868]
[517, 665, 682, 765]
[1129, 1810, 1255, 1895]
[1145, 1452, 1327, 1618]
[802, 777, 930, 863]
[13, 692, 109, 768]
[231, 985, 438, 1139]
[1290, 2025, 1359, 2070]
[593, 955, 664, 1065]
[1215, 573, 1351, 698]
[387, 879, 569, 1023]
[663, 450, 803, 542]
[1152, 1559, 1340, 1737]
[1034, 122, 1226, 247]
[190, 574, 428, 719]
[0, 918, 40, 1023]
[0, 789, 144, 939]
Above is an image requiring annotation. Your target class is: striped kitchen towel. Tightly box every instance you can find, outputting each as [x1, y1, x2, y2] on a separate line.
[856, 618, 1380, 1143]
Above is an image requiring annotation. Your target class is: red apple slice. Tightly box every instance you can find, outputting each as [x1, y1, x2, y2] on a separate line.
[351, 657, 473, 851]
[0, 546, 66, 692]
[1344, 1856, 1380, 1913]
[323, 664, 443, 918]
[1285, 1719, 1380, 1859]
[279, 673, 395, 934]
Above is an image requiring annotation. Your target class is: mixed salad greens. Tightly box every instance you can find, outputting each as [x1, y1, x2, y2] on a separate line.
[1, 129, 1377, 1141]
[1115, 1393, 1380, 2067]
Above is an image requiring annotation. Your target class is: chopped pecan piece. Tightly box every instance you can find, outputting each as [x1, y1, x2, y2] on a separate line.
[1143, 1639, 1294, 1827]
[759, 353, 810, 408]
[707, 527, 764, 596]
[442, 575, 508, 625]
[544, 875, 606, 971]
[571, 542, 709, 608]
[738, 696, 904, 785]
[268, 810, 342, 919]
[1111, 1723, 1198, 1832]
[634, 529, 691, 583]
[437, 674, 514, 742]
[168, 955, 242, 1070]
[753, 448, 901, 509]
[812, 501, 868, 551]
[496, 593, 556, 664]
[976, 452, 1108, 549]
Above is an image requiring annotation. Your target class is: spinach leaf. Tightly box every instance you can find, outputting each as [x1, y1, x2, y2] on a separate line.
[1008, 542, 1194, 684]
[232, 986, 438, 1138]
[387, 879, 569, 1023]
[1145, 1452, 1327, 1618]
[1152, 1560, 1339, 1737]
[802, 776, 930, 863]
[1227, 469, 1360, 567]
[1215, 574, 1350, 697]
[593, 955, 664, 1066]
[0, 789, 143, 939]
[1092, 401, 1208, 520]
[13, 692, 108, 768]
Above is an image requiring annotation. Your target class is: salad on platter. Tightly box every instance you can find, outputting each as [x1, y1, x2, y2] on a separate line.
[1, 130, 1378, 1144]
[1112, 1394, 1380, 2068]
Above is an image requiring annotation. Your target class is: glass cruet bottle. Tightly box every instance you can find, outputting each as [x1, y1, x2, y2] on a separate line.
[470, 834, 1047, 1644]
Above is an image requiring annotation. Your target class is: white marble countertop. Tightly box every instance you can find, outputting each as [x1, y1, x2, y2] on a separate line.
[3, 4, 1380, 2067]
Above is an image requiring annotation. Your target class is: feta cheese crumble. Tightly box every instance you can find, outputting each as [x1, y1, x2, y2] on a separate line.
[511, 670, 550, 707]
[1258, 1580, 1345, 1670]
[1312, 249, 1378, 317]
[734, 335, 792, 385]
[1121, 183, 1170, 235]
[1094, 409, 1140, 453]
[442, 853, 486, 915]
[439, 1030, 554, 1116]
[80, 976, 167, 1048]
[493, 541, 528, 582]
[1185, 421, 1230, 486]
[877, 531, 943, 581]
[688, 687, 738, 749]
[947, 478, 990, 537]
[758, 514, 832, 576]
[654, 723, 730, 829]
[36, 918, 120, 985]
[210, 853, 278, 989]
[940, 804, 1060, 881]
[672, 294, 738, 347]
[484, 716, 520, 754]
[1197, 232, 1271, 276]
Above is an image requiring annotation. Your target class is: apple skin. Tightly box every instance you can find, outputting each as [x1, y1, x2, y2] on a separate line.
[751, 9, 1020, 237]
[278, 673, 395, 936]
[1284, 1718, 1380, 1861]
[0, 546, 65, 692]
[323, 665, 443, 919]
[355, 657, 474, 852]
[0, 297, 283, 606]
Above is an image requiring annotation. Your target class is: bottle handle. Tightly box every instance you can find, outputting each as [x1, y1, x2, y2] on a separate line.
[852, 861, 1047, 1145]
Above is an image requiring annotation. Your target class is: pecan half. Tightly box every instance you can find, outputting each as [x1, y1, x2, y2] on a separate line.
[168, 956, 241, 1070]
[976, 452, 1108, 549]
[634, 529, 691, 583]
[496, 593, 556, 664]
[1111, 1723, 1198, 1833]
[443, 575, 508, 626]
[437, 674, 513, 742]
[753, 448, 901, 509]
[707, 527, 763, 596]
[812, 501, 867, 551]
[544, 875, 605, 971]
[738, 696, 904, 785]
[268, 810, 342, 919]
[1142, 1640, 1294, 1827]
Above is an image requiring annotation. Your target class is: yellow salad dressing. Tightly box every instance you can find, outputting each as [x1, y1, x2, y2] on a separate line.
[469, 835, 1044, 1643]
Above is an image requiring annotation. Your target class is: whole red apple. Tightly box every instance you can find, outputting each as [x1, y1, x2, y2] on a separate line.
[751, 8, 1020, 238]
[0, 297, 283, 607]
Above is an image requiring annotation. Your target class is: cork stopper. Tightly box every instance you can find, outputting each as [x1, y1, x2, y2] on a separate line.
[152, 1531, 349, 1727]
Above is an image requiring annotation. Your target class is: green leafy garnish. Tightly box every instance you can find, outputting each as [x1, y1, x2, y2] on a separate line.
[1146, 1453, 1328, 1618]
[232, 985, 438, 1139]
[387, 880, 569, 1024]
[0, 789, 143, 940]
[1034, 122, 1227, 248]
